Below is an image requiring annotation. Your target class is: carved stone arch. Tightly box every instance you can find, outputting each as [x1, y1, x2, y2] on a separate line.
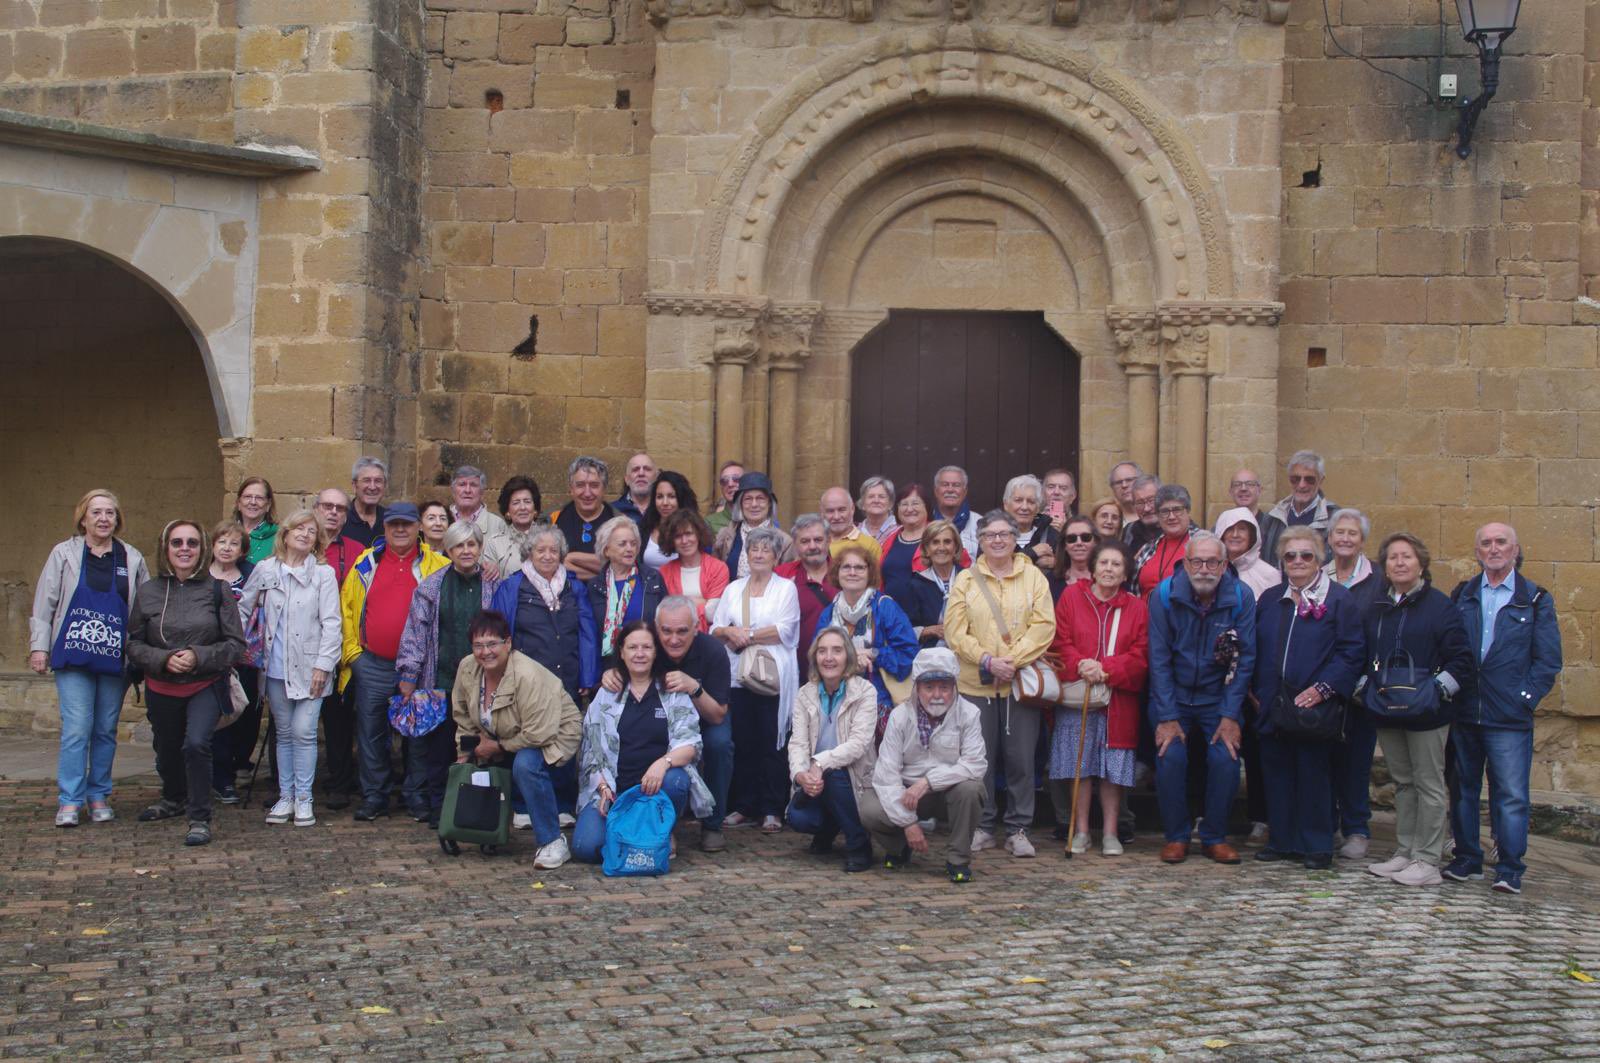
[699, 23, 1234, 303]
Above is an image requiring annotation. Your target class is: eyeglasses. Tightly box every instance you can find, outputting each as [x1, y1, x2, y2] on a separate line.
[1134, 499, 1158, 511]
[1229, 480, 1259, 491]
[1289, 474, 1319, 486]
[1063, 533, 1095, 544]
[168, 537, 201, 548]
[1282, 550, 1318, 563]
[1157, 505, 1188, 517]
[316, 502, 349, 512]
[471, 639, 508, 652]
[1186, 557, 1226, 570]
[980, 531, 1016, 541]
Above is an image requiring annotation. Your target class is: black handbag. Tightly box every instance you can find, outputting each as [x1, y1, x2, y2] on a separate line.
[1363, 611, 1447, 727]
[1267, 683, 1345, 743]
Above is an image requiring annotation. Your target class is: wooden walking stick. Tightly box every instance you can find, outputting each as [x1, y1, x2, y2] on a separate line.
[1063, 682, 1092, 860]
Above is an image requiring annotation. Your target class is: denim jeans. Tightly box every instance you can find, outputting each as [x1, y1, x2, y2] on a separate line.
[54, 668, 125, 807]
[700, 714, 734, 831]
[145, 682, 226, 822]
[786, 768, 869, 853]
[350, 653, 397, 807]
[265, 678, 323, 802]
[1154, 708, 1241, 844]
[572, 767, 690, 863]
[1260, 735, 1335, 856]
[1331, 708, 1378, 837]
[510, 750, 574, 847]
[1450, 723, 1532, 878]
[404, 720, 456, 814]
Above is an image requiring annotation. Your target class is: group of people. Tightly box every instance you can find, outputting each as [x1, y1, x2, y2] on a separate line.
[30, 449, 1561, 891]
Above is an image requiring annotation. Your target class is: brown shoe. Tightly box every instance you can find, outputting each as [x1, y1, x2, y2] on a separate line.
[1202, 842, 1242, 865]
[1160, 841, 1189, 864]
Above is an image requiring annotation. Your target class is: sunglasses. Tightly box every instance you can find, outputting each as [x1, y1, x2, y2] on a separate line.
[1062, 533, 1095, 544]
[582, 521, 594, 544]
[1289, 474, 1319, 485]
[168, 537, 201, 548]
[719, 475, 742, 486]
[1282, 550, 1318, 562]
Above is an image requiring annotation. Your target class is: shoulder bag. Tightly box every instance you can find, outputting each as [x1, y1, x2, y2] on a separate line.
[1363, 609, 1446, 727]
[735, 580, 782, 696]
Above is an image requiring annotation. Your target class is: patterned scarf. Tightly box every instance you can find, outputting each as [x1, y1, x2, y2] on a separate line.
[602, 568, 636, 656]
[914, 705, 940, 746]
[831, 588, 875, 631]
[522, 560, 565, 610]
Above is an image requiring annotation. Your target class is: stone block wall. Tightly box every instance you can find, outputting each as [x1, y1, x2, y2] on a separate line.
[415, 0, 652, 506]
[0, 0, 237, 141]
[1279, 0, 1600, 798]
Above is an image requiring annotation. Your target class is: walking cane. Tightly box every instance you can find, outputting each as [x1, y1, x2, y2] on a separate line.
[1063, 683, 1092, 860]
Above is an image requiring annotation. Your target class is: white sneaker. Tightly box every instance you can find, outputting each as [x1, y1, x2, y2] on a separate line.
[1069, 832, 1090, 855]
[1368, 853, 1411, 878]
[1006, 831, 1036, 858]
[293, 800, 315, 827]
[971, 828, 996, 852]
[265, 799, 293, 825]
[1339, 834, 1369, 860]
[558, 812, 576, 829]
[1101, 835, 1124, 857]
[533, 835, 571, 870]
[1392, 860, 1443, 887]
[512, 813, 532, 830]
[1246, 821, 1270, 846]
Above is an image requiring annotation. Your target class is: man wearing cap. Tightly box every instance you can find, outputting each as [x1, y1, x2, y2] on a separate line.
[340, 502, 450, 821]
[858, 647, 988, 883]
[712, 471, 793, 579]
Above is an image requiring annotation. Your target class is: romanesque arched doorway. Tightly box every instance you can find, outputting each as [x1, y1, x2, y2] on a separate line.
[849, 310, 1079, 512]
[0, 238, 224, 685]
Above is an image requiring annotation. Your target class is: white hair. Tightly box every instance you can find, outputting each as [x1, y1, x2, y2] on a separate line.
[1003, 474, 1043, 506]
[1286, 450, 1326, 478]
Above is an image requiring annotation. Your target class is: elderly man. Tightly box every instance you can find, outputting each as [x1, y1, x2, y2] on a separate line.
[450, 465, 510, 541]
[1147, 531, 1257, 865]
[706, 459, 745, 535]
[599, 595, 734, 852]
[822, 486, 882, 562]
[1042, 468, 1077, 532]
[554, 456, 616, 578]
[1122, 474, 1162, 552]
[614, 452, 658, 525]
[1259, 450, 1338, 564]
[932, 465, 983, 558]
[1445, 523, 1562, 894]
[1228, 468, 1265, 521]
[344, 456, 389, 547]
[1109, 461, 1142, 526]
[859, 647, 987, 883]
[775, 514, 838, 675]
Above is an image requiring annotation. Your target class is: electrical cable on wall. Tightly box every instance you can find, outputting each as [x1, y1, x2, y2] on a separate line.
[1321, 0, 1437, 105]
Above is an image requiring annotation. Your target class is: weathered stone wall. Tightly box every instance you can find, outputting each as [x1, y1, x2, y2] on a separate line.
[0, 0, 236, 141]
[1279, 0, 1599, 799]
[415, 0, 653, 505]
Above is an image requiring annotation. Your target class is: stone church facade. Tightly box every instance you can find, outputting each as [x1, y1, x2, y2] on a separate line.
[1, 0, 1597, 803]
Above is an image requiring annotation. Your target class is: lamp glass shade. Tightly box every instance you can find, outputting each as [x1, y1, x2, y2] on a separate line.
[1455, 0, 1522, 44]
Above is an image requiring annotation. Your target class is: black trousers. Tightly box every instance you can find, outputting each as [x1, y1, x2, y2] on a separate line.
[320, 679, 358, 798]
[147, 682, 227, 822]
[729, 687, 787, 818]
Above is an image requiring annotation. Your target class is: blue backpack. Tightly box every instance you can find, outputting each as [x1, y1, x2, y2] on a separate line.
[602, 785, 676, 877]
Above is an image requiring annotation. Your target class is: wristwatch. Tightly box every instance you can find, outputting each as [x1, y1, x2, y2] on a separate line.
[690, 683, 705, 700]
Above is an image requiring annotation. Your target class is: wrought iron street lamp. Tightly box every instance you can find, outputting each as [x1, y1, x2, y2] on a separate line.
[1454, 0, 1522, 158]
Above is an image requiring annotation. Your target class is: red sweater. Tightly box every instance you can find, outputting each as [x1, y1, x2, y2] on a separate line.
[1051, 581, 1150, 749]
[362, 548, 419, 660]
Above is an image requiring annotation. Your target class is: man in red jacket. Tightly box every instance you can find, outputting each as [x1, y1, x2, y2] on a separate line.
[775, 514, 836, 675]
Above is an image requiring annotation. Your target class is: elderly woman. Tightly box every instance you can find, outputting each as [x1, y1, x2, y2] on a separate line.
[585, 516, 667, 678]
[787, 626, 879, 871]
[572, 620, 713, 864]
[1364, 532, 1474, 887]
[127, 519, 246, 847]
[487, 474, 542, 572]
[1050, 540, 1149, 856]
[816, 546, 918, 731]
[658, 510, 729, 632]
[1324, 507, 1382, 858]
[857, 476, 898, 544]
[453, 610, 582, 870]
[1251, 526, 1366, 869]
[30, 489, 150, 827]
[1214, 507, 1280, 598]
[235, 477, 279, 564]
[902, 519, 966, 649]
[713, 471, 794, 579]
[206, 520, 255, 805]
[944, 509, 1057, 858]
[418, 500, 451, 555]
[1003, 474, 1058, 571]
[879, 483, 932, 603]
[490, 524, 597, 708]
[1134, 484, 1199, 596]
[1088, 497, 1123, 542]
[1048, 515, 1097, 601]
[396, 521, 503, 826]
[238, 510, 342, 828]
[712, 526, 801, 832]
[640, 470, 698, 570]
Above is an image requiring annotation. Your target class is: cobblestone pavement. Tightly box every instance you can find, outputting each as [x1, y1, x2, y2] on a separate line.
[2, 776, 1598, 1062]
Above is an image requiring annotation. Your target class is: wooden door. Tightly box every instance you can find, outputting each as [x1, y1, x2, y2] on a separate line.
[849, 311, 1080, 513]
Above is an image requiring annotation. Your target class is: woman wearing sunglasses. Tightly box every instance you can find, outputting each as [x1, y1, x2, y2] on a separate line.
[126, 520, 246, 846]
[1047, 515, 1098, 602]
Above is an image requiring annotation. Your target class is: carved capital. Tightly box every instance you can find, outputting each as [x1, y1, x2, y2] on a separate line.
[713, 318, 760, 366]
[1107, 307, 1161, 375]
[1161, 323, 1212, 376]
[763, 301, 823, 369]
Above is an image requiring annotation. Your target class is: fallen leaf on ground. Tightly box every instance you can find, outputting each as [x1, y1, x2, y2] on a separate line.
[75, 902, 93, 908]
[847, 997, 877, 1009]
[359, 1006, 393, 1015]
[1570, 970, 1596, 983]
[133, 869, 152, 876]
[603, 964, 620, 971]
[80, 928, 109, 937]
[330, 888, 349, 896]
[370, 882, 389, 889]
[72, 995, 95, 1002]
[896, 945, 914, 952]
[1433, 906, 1448, 914]
[1117, 959, 1135, 968]
[1015, 976, 1047, 984]
[425, 1019, 445, 1025]
[1202, 1039, 1231, 1050]
[788, 945, 804, 953]
[531, 882, 545, 890]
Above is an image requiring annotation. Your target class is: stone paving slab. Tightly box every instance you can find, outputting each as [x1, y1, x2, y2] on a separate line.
[1, 776, 1598, 1061]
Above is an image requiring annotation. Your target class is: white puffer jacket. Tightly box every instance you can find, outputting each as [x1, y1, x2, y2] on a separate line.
[238, 557, 342, 700]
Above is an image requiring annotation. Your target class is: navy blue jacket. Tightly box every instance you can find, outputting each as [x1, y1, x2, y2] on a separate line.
[490, 571, 598, 701]
[1450, 571, 1562, 730]
[1252, 579, 1366, 737]
[900, 566, 965, 648]
[583, 565, 667, 670]
[1363, 583, 1474, 731]
[1147, 567, 1257, 724]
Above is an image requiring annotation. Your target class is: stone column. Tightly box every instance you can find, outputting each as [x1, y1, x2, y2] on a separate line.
[1109, 309, 1162, 474]
[763, 303, 821, 507]
[1162, 319, 1215, 514]
[712, 316, 758, 472]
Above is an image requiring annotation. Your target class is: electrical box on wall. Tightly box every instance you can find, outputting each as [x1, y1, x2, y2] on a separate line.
[1440, 74, 1459, 99]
